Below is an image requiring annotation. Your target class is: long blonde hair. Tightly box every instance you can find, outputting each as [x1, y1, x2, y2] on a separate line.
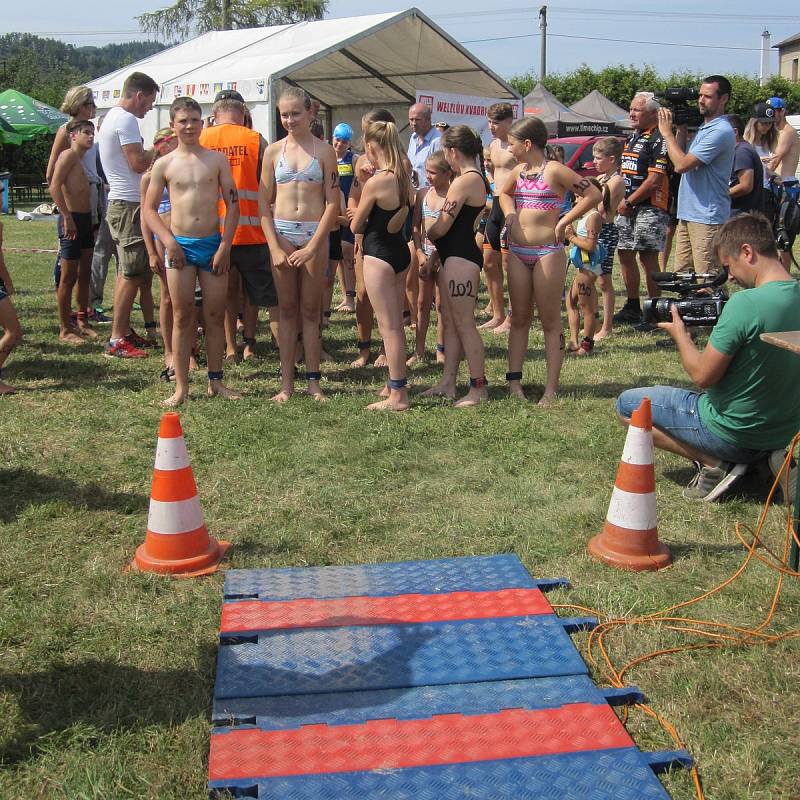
[744, 117, 777, 152]
[364, 120, 410, 204]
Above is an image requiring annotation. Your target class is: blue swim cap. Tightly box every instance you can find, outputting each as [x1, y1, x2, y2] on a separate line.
[333, 123, 353, 141]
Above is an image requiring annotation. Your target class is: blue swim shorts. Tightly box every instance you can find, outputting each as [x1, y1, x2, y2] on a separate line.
[168, 233, 222, 272]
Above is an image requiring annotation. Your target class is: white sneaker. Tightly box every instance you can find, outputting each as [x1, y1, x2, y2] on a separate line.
[768, 449, 797, 505]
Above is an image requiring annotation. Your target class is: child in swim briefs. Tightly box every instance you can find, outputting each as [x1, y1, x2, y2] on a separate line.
[166, 233, 222, 272]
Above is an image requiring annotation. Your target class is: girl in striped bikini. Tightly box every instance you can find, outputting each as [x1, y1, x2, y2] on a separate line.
[499, 117, 601, 405]
[260, 87, 340, 403]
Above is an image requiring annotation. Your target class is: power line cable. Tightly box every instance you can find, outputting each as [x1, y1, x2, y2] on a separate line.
[462, 31, 764, 51]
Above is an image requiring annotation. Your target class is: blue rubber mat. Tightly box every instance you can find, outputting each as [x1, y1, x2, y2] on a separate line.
[212, 675, 644, 729]
[216, 616, 593, 699]
[223, 554, 568, 601]
[208, 747, 692, 799]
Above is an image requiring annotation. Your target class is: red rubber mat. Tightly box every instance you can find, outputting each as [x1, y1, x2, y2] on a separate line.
[221, 588, 554, 633]
[208, 703, 633, 781]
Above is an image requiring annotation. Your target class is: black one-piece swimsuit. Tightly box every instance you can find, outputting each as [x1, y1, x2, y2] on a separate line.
[363, 205, 411, 274]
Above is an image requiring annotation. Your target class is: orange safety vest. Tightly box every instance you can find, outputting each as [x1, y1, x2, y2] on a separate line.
[199, 124, 266, 246]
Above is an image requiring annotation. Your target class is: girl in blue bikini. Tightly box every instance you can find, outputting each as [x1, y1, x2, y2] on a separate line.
[499, 117, 601, 405]
[260, 87, 340, 403]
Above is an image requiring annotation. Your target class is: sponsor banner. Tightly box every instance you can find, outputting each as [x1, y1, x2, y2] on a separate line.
[416, 89, 520, 145]
[556, 120, 617, 137]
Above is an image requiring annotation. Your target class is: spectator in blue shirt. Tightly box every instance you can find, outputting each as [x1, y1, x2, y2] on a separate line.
[407, 103, 441, 188]
[658, 75, 735, 272]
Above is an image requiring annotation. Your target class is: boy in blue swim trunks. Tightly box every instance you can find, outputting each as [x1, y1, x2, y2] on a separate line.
[144, 96, 241, 407]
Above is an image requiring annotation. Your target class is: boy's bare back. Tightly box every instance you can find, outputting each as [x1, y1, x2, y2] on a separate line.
[156, 148, 231, 238]
[53, 150, 90, 213]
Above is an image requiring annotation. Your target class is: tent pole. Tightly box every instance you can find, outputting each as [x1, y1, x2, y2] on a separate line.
[267, 79, 276, 143]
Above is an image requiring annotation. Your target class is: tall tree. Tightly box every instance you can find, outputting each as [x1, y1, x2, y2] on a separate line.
[137, 0, 328, 41]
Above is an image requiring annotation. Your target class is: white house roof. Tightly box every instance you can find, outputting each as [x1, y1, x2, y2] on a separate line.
[87, 9, 518, 109]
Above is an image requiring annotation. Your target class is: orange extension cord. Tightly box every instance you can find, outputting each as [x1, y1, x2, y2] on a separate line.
[554, 434, 800, 800]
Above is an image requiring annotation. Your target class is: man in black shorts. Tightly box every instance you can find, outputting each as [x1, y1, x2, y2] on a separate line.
[200, 90, 277, 360]
[614, 92, 673, 328]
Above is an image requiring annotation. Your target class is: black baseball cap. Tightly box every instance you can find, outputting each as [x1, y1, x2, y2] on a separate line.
[753, 101, 776, 122]
[214, 89, 245, 103]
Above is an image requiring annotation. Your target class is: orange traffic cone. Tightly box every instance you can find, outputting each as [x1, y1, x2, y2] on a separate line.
[131, 412, 230, 577]
[588, 397, 672, 571]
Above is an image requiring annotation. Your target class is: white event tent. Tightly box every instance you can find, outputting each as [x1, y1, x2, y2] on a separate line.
[87, 9, 519, 145]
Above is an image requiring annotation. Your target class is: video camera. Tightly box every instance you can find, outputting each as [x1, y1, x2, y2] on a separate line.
[659, 88, 703, 128]
[642, 268, 728, 327]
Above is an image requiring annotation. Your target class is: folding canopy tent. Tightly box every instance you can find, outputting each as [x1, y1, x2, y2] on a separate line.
[523, 83, 618, 136]
[87, 9, 519, 145]
[0, 90, 67, 140]
[569, 89, 632, 130]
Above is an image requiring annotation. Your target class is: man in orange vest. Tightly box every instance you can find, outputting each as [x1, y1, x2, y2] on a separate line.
[200, 90, 277, 360]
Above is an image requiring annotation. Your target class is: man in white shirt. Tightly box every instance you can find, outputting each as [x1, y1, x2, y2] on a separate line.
[407, 103, 441, 189]
[97, 72, 158, 358]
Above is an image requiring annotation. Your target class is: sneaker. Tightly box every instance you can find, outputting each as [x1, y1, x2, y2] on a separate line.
[105, 338, 147, 359]
[88, 309, 112, 324]
[612, 303, 642, 325]
[768, 449, 797, 505]
[125, 329, 157, 348]
[682, 461, 748, 501]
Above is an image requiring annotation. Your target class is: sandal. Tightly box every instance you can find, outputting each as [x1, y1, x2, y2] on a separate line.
[160, 366, 175, 382]
[576, 336, 594, 356]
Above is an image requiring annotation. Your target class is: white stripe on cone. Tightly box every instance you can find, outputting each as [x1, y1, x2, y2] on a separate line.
[606, 487, 657, 530]
[621, 426, 654, 467]
[154, 436, 191, 471]
[147, 497, 205, 535]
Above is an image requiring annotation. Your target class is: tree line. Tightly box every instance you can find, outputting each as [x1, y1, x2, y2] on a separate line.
[509, 64, 800, 119]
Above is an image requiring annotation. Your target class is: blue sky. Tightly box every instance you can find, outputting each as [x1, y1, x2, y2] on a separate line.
[3, 1, 800, 82]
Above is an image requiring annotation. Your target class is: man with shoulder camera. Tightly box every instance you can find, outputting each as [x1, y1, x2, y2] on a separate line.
[616, 213, 800, 501]
[658, 75, 735, 274]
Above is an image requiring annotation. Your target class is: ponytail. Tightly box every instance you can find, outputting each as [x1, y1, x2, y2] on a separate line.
[364, 120, 411, 204]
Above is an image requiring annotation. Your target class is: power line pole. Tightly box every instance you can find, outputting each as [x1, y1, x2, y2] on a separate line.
[539, 5, 547, 81]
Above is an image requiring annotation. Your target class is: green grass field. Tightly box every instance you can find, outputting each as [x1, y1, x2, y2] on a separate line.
[0, 215, 798, 800]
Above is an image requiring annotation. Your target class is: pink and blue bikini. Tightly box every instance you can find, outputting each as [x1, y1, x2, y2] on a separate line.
[506, 163, 564, 267]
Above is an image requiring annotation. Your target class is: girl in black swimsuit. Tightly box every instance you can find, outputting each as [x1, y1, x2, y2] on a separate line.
[350, 121, 412, 411]
[425, 125, 490, 407]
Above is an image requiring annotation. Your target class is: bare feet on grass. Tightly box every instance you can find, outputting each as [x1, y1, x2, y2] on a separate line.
[161, 389, 188, 408]
[208, 381, 242, 401]
[421, 382, 456, 399]
[307, 381, 327, 402]
[367, 394, 409, 411]
[350, 348, 370, 368]
[593, 328, 612, 343]
[537, 392, 557, 407]
[491, 318, 512, 335]
[454, 387, 488, 407]
[271, 388, 294, 404]
[373, 352, 388, 368]
[478, 316, 505, 330]
[508, 381, 526, 400]
[335, 299, 355, 313]
[0, 380, 17, 395]
[60, 330, 84, 345]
